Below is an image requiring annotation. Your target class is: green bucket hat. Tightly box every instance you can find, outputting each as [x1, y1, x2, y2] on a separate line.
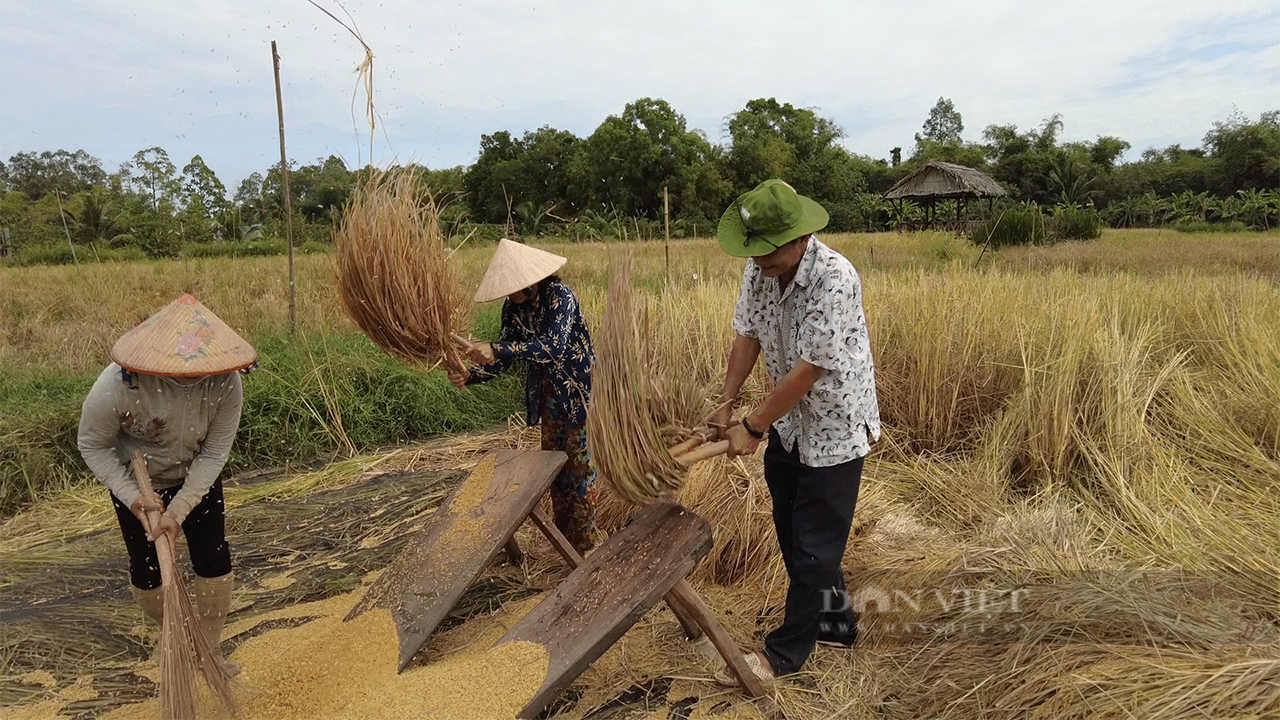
[717, 179, 829, 257]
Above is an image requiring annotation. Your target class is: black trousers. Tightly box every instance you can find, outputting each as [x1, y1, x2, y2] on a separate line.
[111, 480, 232, 590]
[761, 428, 864, 676]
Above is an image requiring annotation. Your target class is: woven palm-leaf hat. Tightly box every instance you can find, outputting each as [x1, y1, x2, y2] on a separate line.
[110, 294, 257, 376]
[473, 238, 568, 302]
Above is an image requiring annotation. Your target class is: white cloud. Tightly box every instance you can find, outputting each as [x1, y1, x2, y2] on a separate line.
[2, 0, 1277, 186]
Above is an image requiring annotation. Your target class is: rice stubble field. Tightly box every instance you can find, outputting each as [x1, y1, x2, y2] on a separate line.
[1, 229, 1278, 718]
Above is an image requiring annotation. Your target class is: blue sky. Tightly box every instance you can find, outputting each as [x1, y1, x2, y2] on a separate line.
[1, 0, 1277, 191]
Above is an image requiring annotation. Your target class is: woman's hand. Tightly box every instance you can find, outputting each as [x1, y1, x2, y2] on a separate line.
[465, 342, 496, 365]
[130, 493, 164, 525]
[131, 493, 179, 545]
[148, 512, 181, 546]
[447, 367, 471, 390]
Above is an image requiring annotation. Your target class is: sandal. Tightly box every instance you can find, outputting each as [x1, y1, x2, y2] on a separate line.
[713, 651, 776, 686]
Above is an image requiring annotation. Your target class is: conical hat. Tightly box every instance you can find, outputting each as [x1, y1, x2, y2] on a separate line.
[473, 239, 568, 302]
[110, 294, 257, 376]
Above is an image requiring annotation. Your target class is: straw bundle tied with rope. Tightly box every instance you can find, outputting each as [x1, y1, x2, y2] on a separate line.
[586, 251, 727, 505]
[334, 169, 471, 372]
[128, 451, 234, 720]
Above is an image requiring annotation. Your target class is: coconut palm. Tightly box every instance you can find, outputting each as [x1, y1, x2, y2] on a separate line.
[75, 187, 125, 245]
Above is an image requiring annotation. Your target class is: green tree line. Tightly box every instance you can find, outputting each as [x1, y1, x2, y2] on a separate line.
[2, 98, 1277, 264]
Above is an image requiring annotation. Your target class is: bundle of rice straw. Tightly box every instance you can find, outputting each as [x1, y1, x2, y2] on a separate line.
[334, 169, 470, 371]
[128, 451, 235, 720]
[587, 252, 722, 505]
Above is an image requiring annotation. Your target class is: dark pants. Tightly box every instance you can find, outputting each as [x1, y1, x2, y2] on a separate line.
[539, 376, 598, 554]
[760, 428, 864, 676]
[111, 480, 232, 590]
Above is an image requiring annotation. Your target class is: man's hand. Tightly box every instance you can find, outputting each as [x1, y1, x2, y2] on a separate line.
[725, 422, 763, 457]
[465, 342, 496, 365]
[709, 402, 733, 441]
[713, 333, 761, 441]
[447, 367, 470, 390]
[148, 512, 181, 546]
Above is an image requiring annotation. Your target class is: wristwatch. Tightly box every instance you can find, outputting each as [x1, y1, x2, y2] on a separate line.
[741, 416, 765, 439]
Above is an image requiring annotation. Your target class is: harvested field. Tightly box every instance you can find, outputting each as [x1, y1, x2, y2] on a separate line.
[5, 420, 1276, 719]
[3, 233, 1278, 719]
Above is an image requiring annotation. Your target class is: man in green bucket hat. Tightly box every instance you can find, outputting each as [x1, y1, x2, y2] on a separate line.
[709, 179, 881, 685]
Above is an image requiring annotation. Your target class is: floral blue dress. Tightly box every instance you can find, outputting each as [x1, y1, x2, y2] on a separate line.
[467, 277, 598, 551]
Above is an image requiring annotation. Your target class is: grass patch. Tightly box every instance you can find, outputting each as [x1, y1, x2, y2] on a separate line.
[1050, 204, 1104, 240]
[234, 331, 522, 471]
[0, 326, 521, 517]
[0, 376, 89, 514]
[970, 204, 1050, 248]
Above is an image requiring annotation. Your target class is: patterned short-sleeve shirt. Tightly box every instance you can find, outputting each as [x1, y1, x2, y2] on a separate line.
[732, 236, 881, 466]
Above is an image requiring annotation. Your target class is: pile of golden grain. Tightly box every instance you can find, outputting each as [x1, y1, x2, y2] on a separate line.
[102, 590, 549, 720]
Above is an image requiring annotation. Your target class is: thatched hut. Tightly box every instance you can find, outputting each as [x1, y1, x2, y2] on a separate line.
[885, 161, 1007, 231]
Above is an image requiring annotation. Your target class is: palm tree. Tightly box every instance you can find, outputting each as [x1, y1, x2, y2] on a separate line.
[76, 188, 124, 245]
[515, 201, 557, 238]
[1046, 155, 1098, 206]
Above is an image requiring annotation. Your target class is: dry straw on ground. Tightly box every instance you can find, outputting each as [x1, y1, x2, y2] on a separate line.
[6, 416, 1277, 720]
[334, 168, 470, 371]
[587, 252, 713, 505]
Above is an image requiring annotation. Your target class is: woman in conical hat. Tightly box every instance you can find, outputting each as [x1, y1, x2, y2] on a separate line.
[448, 239, 598, 553]
[77, 293, 256, 675]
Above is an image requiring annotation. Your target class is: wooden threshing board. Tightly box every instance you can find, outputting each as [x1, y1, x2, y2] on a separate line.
[527, 506, 779, 717]
[344, 448, 566, 671]
[497, 501, 713, 719]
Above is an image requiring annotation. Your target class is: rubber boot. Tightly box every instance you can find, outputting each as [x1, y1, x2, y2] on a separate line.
[131, 584, 165, 626]
[193, 572, 241, 676]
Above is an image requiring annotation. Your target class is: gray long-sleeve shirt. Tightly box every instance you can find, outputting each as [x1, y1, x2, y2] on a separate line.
[77, 363, 243, 523]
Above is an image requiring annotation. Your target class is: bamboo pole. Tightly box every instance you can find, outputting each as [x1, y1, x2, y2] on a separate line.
[272, 40, 297, 334]
[54, 191, 81, 275]
[663, 186, 670, 287]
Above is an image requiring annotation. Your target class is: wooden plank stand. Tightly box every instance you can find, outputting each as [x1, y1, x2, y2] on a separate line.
[506, 500, 783, 720]
[345, 448, 567, 671]
[347, 448, 780, 718]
